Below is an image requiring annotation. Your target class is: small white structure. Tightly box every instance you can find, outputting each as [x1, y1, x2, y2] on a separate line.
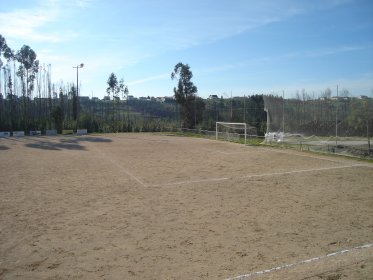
[265, 132, 284, 143]
[46, 129, 57, 136]
[29, 130, 41, 136]
[209, 94, 219, 100]
[0, 132, 10, 137]
[76, 129, 88, 135]
[13, 131, 25, 137]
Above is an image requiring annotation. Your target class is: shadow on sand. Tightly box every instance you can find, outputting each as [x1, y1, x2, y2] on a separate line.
[24, 135, 112, 151]
[0, 145, 10, 150]
[59, 136, 112, 144]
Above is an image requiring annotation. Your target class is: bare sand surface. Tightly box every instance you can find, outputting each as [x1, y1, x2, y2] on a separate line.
[0, 133, 372, 279]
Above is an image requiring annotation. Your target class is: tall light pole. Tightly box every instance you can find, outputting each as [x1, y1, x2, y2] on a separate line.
[73, 63, 84, 97]
[335, 84, 338, 147]
[72, 63, 84, 129]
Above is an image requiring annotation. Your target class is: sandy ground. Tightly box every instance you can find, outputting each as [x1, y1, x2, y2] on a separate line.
[0, 133, 372, 279]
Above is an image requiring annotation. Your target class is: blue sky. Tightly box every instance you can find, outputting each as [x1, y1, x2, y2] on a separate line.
[0, 0, 372, 98]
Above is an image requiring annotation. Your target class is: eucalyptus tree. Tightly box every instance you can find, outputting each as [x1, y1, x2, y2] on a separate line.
[171, 62, 202, 128]
[119, 78, 129, 130]
[0, 34, 14, 63]
[0, 35, 13, 99]
[15, 45, 39, 130]
[0, 34, 15, 131]
[16, 45, 39, 98]
[107, 73, 120, 131]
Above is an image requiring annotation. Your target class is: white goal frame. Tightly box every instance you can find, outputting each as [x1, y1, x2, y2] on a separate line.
[216, 122, 247, 144]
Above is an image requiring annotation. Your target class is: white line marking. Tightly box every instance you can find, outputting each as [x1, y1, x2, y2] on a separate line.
[204, 144, 368, 166]
[148, 177, 229, 187]
[147, 164, 363, 187]
[241, 164, 363, 179]
[101, 153, 146, 187]
[225, 243, 373, 280]
[254, 146, 353, 164]
[201, 147, 247, 155]
[88, 142, 146, 187]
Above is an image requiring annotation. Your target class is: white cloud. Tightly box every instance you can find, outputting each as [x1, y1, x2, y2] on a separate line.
[0, 9, 55, 42]
[0, 1, 81, 44]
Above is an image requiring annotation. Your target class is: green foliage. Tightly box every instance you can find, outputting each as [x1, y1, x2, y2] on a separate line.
[51, 106, 64, 133]
[106, 73, 118, 98]
[0, 35, 13, 61]
[15, 45, 39, 97]
[71, 86, 78, 121]
[106, 73, 129, 132]
[171, 62, 203, 128]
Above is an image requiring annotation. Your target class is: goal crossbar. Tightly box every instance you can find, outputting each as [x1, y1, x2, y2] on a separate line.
[216, 122, 247, 144]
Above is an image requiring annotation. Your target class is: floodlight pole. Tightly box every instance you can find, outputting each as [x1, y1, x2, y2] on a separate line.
[243, 94, 246, 124]
[216, 122, 218, 141]
[73, 63, 84, 97]
[282, 90, 285, 135]
[73, 63, 84, 128]
[282, 90, 285, 147]
[335, 85, 338, 147]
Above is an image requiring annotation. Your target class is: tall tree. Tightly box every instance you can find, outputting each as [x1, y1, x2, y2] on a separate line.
[107, 73, 119, 131]
[171, 62, 200, 128]
[119, 78, 129, 130]
[15, 45, 39, 131]
[0, 35, 14, 129]
[0, 35, 15, 131]
[16, 45, 38, 98]
[0, 34, 14, 61]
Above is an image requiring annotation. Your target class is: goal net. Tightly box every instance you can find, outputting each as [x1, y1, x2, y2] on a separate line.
[216, 122, 250, 144]
[263, 95, 373, 158]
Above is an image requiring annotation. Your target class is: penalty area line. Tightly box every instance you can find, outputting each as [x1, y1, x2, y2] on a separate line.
[225, 243, 373, 280]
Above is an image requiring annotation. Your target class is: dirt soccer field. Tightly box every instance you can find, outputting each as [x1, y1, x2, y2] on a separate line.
[0, 133, 372, 280]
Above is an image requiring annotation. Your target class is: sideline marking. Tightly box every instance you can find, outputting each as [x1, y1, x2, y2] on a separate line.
[225, 243, 373, 280]
[148, 164, 363, 187]
[148, 176, 229, 187]
[203, 144, 367, 166]
[253, 146, 354, 164]
[241, 164, 363, 179]
[202, 148, 246, 155]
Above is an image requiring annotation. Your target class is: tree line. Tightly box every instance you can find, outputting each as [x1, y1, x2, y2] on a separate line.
[0, 34, 81, 133]
[2, 34, 370, 138]
[0, 35, 268, 135]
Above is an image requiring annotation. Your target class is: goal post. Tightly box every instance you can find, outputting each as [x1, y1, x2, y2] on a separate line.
[216, 122, 247, 144]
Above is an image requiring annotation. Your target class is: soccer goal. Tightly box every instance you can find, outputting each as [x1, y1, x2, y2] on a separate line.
[216, 122, 248, 144]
